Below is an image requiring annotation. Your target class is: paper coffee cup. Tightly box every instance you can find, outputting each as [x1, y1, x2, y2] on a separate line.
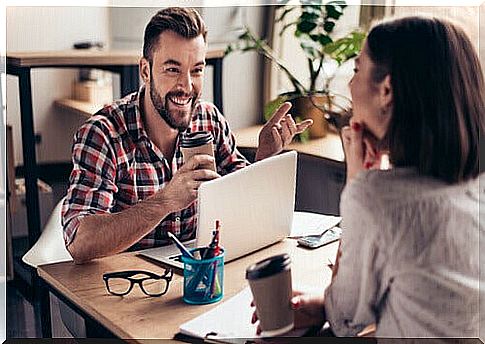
[180, 131, 216, 171]
[246, 254, 294, 337]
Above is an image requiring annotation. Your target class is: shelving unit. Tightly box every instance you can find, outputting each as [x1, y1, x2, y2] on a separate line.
[54, 99, 103, 117]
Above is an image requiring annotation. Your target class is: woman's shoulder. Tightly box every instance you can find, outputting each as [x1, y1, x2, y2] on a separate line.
[343, 167, 481, 212]
[341, 169, 401, 204]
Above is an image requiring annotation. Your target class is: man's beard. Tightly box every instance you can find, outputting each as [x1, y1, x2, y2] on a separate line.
[149, 80, 198, 132]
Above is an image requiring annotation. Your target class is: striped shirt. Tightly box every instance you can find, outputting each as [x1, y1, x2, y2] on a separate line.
[62, 88, 249, 250]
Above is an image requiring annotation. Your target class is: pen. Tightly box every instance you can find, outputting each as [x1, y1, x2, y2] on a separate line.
[167, 232, 196, 260]
[209, 221, 221, 297]
[204, 220, 221, 259]
[191, 220, 222, 296]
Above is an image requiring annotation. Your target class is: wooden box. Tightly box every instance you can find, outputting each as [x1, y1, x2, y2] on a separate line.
[72, 80, 113, 106]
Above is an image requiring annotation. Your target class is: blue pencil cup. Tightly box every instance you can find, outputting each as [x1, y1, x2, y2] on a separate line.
[182, 248, 224, 305]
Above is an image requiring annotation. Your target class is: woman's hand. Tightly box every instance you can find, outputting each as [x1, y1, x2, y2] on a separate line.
[250, 291, 326, 335]
[341, 119, 380, 181]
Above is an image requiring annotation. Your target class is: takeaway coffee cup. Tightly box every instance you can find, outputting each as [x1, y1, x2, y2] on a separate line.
[246, 254, 294, 337]
[180, 131, 216, 171]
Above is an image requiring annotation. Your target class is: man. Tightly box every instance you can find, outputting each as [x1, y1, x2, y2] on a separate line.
[62, 7, 312, 263]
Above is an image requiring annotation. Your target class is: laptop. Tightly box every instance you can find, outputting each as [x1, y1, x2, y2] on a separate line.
[138, 150, 297, 269]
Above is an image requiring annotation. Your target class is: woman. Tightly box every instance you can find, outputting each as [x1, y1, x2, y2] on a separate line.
[253, 16, 484, 337]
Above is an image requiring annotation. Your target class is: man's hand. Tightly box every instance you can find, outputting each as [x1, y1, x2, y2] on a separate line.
[255, 102, 313, 161]
[153, 154, 220, 212]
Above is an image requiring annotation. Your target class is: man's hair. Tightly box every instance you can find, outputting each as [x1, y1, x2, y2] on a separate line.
[367, 16, 484, 183]
[143, 7, 207, 63]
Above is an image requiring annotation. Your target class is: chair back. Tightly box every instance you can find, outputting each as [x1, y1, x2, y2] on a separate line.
[22, 198, 72, 268]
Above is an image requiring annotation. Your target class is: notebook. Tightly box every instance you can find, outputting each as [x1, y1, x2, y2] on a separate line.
[289, 211, 341, 238]
[138, 151, 297, 269]
[179, 286, 307, 342]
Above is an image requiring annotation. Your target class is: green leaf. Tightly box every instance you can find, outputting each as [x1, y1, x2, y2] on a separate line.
[319, 34, 333, 46]
[301, 5, 322, 16]
[297, 127, 310, 143]
[323, 21, 335, 33]
[309, 34, 320, 42]
[300, 11, 319, 22]
[241, 47, 256, 52]
[263, 95, 290, 122]
[224, 45, 233, 56]
[238, 31, 250, 40]
[327, 0, 347, 7]
[300, 42, 319, 59]
[297, 20, 318, 33]
[323, 30, 366, 65]
[325, 5, 344, 20]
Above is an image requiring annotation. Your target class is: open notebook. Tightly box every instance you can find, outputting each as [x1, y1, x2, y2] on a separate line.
[179, 287, 307, 343]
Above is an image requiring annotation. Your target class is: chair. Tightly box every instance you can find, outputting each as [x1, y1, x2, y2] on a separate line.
[22, 198, 72, 268]
[22, 198, 86, 338]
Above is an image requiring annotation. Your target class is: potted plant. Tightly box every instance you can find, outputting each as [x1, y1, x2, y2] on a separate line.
[225, 1, 365, 140]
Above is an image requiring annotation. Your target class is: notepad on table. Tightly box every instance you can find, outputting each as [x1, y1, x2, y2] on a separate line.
[179, 286, 307, 343]
[289, 211, 342, 238]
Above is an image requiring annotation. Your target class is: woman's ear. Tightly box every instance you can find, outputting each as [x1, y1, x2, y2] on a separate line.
[380, 74, 393, 113]
[140, 57, 151, 85]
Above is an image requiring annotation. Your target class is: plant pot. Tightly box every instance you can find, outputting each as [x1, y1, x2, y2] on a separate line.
[290, 94, 330, 139]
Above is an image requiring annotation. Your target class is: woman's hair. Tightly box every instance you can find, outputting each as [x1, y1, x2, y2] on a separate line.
[143, 7, 207, 63]
[366, 16, 484, 183]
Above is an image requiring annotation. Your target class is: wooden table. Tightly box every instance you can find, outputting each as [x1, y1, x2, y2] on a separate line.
[37, 239, 338, 340]
[6, 48, 226, 284]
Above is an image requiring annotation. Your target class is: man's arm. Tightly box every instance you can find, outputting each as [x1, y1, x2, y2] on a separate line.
[68, 192, 172, 263]
[67, 154, 218, 263]
[63, 115, 219, 263]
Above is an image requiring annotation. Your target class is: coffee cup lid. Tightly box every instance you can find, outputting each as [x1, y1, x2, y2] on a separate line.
[180, 131, 213, 148]
[245, 254, 291, 280]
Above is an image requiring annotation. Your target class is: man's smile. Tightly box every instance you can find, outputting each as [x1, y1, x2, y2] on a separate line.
[168, 95, 192, 107]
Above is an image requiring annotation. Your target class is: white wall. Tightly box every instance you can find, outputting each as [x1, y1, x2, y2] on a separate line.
[391, 5, 480, 49]
[6, 7, 110, 166]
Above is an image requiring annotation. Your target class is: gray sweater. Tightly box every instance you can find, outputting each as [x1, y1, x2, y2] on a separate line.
[324, 167, 483, 337]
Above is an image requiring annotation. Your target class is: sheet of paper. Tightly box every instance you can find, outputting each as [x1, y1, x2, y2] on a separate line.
[289, 211, 342, 238]
[179, 286, 306, 342]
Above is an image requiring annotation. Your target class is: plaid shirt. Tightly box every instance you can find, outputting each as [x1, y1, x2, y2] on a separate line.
[62, 88, 249, 250]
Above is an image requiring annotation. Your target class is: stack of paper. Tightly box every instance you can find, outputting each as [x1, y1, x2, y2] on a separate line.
[179, 287, 307, 342]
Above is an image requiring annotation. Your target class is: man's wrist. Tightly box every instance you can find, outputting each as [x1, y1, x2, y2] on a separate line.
[255, 147, 271, 161]
[140, 191, 174, 220]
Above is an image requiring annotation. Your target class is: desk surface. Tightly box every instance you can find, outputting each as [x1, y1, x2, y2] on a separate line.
[234, 125, 345, 163]
[7, 48, 226, 67]
[38, 239, 338, 341]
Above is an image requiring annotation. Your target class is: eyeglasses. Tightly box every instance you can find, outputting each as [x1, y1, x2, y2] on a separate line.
[103, 269, 173, 297]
